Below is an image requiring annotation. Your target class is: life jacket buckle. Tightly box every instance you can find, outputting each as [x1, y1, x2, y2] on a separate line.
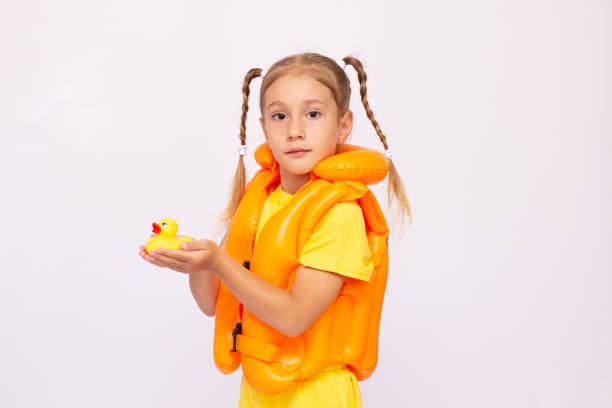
[231, 322, 242, 352]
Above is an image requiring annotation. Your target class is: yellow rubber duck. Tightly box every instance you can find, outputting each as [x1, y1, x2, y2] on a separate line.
[145, 217, 193, 254]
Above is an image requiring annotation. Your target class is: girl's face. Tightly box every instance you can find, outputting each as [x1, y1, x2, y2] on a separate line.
[259, 73, 353, 194]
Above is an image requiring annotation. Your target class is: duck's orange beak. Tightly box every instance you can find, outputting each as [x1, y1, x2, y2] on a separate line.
[152, 222, 161, 234]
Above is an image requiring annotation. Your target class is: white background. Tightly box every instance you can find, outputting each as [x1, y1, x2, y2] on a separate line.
[2, 0, 610, 407]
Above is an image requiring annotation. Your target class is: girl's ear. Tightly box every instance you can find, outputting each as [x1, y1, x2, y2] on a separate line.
[259, 117, 268, 142]
[337, 110, 353, 144]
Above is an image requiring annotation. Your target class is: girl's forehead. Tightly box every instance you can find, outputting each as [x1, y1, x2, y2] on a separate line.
[263, 74, 335, 105]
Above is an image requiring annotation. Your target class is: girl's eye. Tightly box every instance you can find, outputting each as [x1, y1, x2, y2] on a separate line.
[307, 111, 321, 119]
[272, 113, 287, 120]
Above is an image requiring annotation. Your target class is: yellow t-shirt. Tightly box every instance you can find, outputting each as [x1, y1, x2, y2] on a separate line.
[239, 185, 372, 407]
[239, 364, 363, 408]
[254, 185, 374, 281]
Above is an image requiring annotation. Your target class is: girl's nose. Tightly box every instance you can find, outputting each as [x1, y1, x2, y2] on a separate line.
[287, 118, 304, 140]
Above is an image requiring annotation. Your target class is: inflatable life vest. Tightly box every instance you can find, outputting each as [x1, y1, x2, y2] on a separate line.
[213, 142, 390, 394]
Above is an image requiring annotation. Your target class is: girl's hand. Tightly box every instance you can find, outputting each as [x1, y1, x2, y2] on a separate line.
[138, 236, 222, 275]
[138, 233, 159, 266]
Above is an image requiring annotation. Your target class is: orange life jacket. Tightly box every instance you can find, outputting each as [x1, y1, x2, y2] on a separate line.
[213, 142, 390, 394]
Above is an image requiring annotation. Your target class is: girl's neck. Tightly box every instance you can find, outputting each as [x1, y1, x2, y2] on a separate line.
[279, 170, 312, 195]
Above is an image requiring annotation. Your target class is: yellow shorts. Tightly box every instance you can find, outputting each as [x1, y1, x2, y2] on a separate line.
[238, 364, 364, 408]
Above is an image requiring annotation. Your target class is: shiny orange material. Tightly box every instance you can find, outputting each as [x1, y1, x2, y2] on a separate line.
[213, 143, 390, 394]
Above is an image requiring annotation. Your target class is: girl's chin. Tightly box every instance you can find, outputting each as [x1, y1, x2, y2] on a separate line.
[281, 166, 314, 177]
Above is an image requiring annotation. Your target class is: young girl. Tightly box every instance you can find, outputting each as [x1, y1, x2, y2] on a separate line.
[139, 52, 411, 407]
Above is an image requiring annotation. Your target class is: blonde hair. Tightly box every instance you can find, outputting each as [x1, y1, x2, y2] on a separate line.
[217, 52, 412, 239]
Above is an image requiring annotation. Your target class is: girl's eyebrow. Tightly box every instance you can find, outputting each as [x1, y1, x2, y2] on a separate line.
[302, 98, 326, 106]
[266, 98, 327, 110]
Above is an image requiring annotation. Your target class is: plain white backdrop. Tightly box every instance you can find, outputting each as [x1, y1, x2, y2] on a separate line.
[1, 0, 610, 407]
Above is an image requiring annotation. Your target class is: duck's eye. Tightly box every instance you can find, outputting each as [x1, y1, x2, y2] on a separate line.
[162, 223, 167, 226]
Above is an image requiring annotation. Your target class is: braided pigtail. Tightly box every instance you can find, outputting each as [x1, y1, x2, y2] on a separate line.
[217, 68, 264, 233]
[343, 57, 413, 238]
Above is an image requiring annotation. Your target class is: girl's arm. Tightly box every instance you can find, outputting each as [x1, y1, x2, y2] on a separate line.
[148, 237, 343, 336]
[188, 233, 225, 317]
[214, 252, 344, 337]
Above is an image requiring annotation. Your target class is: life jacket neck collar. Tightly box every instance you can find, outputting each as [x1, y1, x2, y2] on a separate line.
[253, 143, 389, 185]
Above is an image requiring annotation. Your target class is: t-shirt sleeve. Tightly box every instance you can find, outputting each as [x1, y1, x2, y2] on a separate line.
[297, 200, 374, 281]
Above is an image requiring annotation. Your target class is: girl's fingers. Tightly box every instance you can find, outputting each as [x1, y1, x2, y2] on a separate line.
[138, 248, 161, 266]
[148, 256, 162, 266]
[156, 248, 193, 263]
[138, 246, 190, 274]
[143, 252, 158, 264]
[150, 251, 189, 270]
[138, 247, 151, 259]
[150, 254, 188, 274]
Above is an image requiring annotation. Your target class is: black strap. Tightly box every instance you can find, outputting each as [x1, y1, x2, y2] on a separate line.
[231, 323, 242, 352]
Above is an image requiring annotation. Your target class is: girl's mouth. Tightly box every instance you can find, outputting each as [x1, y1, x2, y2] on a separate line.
[286, 149, 311, 157]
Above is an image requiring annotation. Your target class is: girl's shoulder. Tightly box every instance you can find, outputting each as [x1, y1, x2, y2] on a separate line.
[300, 199, 373, 281]
[322, 200, 365, 226]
